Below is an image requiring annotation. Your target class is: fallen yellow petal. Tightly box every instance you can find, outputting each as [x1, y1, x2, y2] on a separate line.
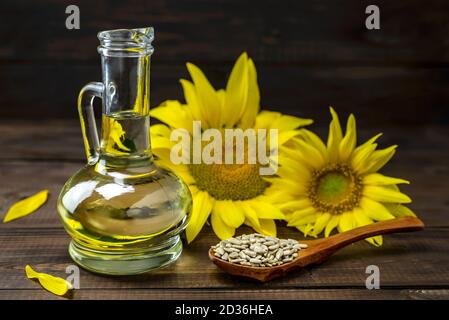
[3, 190, 49, 223]
[25, 265, 72, 296]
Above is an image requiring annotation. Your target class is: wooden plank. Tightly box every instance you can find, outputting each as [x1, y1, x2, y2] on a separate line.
[0, 64, 448, 124]
[1, 288, 448, 300]
[1, 228, 448, 290]
[0, 0, 448, 65]
[0, 121, 84, 162]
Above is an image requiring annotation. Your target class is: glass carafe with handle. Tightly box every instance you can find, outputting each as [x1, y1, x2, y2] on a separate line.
[57, 27, 192, 275]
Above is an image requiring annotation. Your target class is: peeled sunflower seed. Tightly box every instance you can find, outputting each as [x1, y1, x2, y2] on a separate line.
[212, 233, 308, 267]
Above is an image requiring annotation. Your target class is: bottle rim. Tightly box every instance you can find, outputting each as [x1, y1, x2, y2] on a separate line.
[97, 27, 154, 57]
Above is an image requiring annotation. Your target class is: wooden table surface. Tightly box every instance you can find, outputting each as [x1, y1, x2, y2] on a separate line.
[1, 120, 449, 300]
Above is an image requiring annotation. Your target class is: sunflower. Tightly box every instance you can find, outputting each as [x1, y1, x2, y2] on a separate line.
[149, 52, 313, 242]
[279, 108, 416, 246]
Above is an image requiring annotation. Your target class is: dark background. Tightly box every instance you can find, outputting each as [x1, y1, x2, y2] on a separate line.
[0, 0, 448, 127]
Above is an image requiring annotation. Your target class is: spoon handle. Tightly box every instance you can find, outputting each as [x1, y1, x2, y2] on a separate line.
[304, 217, 424, 263]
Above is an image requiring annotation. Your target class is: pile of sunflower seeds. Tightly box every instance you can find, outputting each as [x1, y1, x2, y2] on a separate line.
[211, 233, 308, 267]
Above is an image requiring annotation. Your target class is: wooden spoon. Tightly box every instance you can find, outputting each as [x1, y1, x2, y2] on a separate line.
[209, 216, 424, 282]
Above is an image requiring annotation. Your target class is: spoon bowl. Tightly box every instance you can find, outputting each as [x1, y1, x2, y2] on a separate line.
[209, 216, 424, 282]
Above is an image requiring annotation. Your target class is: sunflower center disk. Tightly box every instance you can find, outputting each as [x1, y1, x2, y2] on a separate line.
[308, 164, 362, 215]
[188, 163, 269, 200]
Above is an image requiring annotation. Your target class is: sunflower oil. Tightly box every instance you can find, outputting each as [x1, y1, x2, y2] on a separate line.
[100, 111, 150, 157]
[57, 162, 191, 250]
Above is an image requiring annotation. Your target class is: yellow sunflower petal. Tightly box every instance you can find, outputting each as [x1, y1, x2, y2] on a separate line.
[303, 223, 315, 237]
[213, 200, 245, 229]
[239, 58, 260, 129]
[186, 62, 221, 128]
[150, 123, 172, 138]
[254, 111, 281, 129]
[311, 212, 331, 236]
[250, 201, 285, 220]
[364, 145, 397, 174]
[3, 190, 49, 223]
[155, 152, 187, 171]
[351, 143, 377, 173]
[293, 139, 325, 169]
[357, 133, 383, 148]
[151, 136, 174, 150]
[272, 115, 313, 132]
[252, 219, 277, 237]
[383, 203, 416, 218]
[216, 89, 226, 106]
[359, 197, 395, 221]
[258, 189, 293, 203]
[150, 100, 193, 131]
[277, 130, 303, 145]
[266, 177, 306, 195]
[327, 107, 343, 162]
[211, 210, 235, 240]
[186, 191, 214, 243]
[339, 114, 356, 162]
[152, 145, 172, 160]
[188, 185, 200, 195]
[354, 207, 373, 226]
[278, 198, 312, 212]
[350, 133, 382, 170]
[287, 210, 317, 227]
[25, 265, 72, 296]
[295, 225, 307, 234]
[299, 130, 328, 161]
[276, 152, 311, 183]
[176, 171, 196, 185]
[353, 210, 383, 246]
[324, 215, 340, 237]
[338, 212, 355, 232]
[363, 173, 410, 186]
[363, 185, 412, 203]
[224, 52, 249, 127]
[365, 235, 383, 246]
[290, 207, 317, 219]
[241, 202, 261, 228]
[180, 79, 203, 121]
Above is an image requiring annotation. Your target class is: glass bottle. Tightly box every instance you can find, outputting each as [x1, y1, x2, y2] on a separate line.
[57, 27, 192, 275]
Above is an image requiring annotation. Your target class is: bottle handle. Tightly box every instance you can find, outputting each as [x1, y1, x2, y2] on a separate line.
[77, 82, 104, 164]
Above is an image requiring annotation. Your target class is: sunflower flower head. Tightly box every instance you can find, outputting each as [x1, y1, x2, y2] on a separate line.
[280, 107, 416, 246]
[150, 52, 313, 243]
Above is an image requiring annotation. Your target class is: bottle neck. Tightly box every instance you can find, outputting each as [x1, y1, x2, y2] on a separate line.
[98, 52, 153, 163]
[101, 54, 150, 116]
